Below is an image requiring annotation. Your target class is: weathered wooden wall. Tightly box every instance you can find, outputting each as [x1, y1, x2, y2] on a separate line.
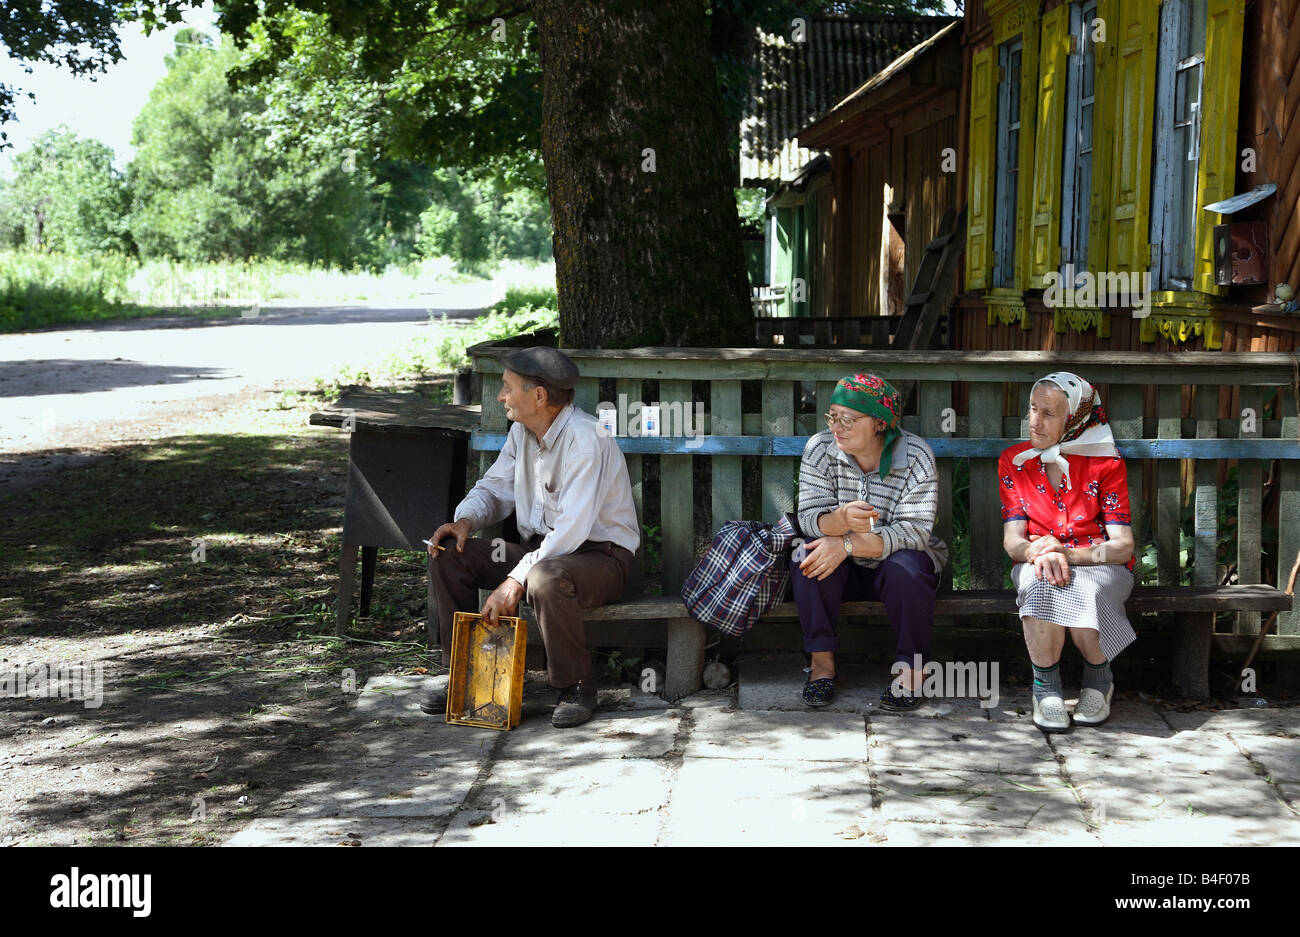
[1239, 0, 1300, 299]
[953, 300, 1300, 355]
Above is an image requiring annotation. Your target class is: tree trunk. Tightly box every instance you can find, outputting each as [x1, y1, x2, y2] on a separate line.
[532, 0, 753, 348]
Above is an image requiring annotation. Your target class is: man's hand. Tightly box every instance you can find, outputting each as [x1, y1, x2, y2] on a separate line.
[1032, 550, 1071, 586]
[797, 537, 849, 581]
[481, 577, 524, 625]
[427, 519, 472, 556]
[841, 500, 879, 534]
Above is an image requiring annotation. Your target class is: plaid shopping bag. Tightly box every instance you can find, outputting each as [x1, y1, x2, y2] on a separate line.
[680, 513, 802, 637]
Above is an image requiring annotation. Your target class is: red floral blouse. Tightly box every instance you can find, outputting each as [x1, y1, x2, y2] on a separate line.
[997, 441, 1135, 571]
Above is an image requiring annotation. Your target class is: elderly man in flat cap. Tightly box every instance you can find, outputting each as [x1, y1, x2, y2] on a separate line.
[422, 346, 640, 727]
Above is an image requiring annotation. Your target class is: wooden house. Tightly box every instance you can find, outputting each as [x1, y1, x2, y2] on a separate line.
[790, 0, 1300, 355]
[739, 15, 957, 319]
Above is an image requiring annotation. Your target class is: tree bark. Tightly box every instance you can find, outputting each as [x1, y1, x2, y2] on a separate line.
[532, 0, 753, 348]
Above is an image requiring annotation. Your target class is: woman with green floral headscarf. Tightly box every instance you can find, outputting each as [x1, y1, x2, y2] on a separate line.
[792, 373, 949, 709]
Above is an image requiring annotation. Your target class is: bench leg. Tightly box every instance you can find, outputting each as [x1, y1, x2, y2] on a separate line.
[1171, 611, 1213, 701]
[665, 618, 705, 701]
[337, 542, 359, 636]
[359, 546, 377, 617]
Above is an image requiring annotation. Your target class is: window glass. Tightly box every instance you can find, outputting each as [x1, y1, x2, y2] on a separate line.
[1061, 1, 1098, 277]
[994, 37, 1024, 287]
[1152, 0, 1207, 289]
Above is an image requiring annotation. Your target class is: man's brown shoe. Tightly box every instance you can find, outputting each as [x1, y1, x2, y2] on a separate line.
[419, 675, 450, 715]
[551, 681, 597, 728]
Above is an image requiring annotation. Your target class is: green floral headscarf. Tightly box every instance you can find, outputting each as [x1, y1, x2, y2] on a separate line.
[829, 372, 904, 475]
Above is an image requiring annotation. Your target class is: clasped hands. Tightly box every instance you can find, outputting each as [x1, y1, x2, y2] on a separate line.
[426, 518, 523, 624]
[796, 501, 879, 581]
[1025, 534, 1071, 585]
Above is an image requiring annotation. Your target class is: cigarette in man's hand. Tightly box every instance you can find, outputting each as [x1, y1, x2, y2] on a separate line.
[422, 538, 444, 553]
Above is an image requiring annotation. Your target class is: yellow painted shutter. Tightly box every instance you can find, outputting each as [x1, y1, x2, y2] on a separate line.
[1014, 17, 1042, 290]
[1087, 0, 1119, 271]
[1029, 4, 1069, 287]
[1107, 0, 1159, 275]
[1194, 0, 1245, 294]
[966, 45, 995, 291]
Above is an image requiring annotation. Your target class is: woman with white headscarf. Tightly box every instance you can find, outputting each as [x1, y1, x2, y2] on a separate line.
[998, 372, 1136, 732]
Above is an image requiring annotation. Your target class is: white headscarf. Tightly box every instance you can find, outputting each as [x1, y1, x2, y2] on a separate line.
[1011, 371, 1118, 490]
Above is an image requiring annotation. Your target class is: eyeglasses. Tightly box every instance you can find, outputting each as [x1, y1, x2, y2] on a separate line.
[824, 412, 868, 431]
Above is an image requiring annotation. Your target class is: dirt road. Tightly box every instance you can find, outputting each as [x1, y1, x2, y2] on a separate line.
[0, 291, 491, 492]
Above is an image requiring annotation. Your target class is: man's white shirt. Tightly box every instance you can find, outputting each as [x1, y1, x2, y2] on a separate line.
[454, 404, 640, 584]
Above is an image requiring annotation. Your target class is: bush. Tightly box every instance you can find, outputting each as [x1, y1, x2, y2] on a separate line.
[0, 250, 137, 330]
[429, 285, 559, 371]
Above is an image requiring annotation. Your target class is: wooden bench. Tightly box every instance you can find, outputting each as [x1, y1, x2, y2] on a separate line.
[468, 348, 1299, 701]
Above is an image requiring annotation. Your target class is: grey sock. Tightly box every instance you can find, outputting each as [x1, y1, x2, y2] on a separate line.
[1032, 661, 1062, 702]
[1082, 658, 1112, 693]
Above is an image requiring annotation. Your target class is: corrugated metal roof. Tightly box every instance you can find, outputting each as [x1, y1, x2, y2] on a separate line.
[739, 15, 957, 186]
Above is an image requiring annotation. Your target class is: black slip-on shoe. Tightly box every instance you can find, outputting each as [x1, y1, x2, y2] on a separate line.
[878, 686, 929, 712]
[551, 681, 598, 728]
[802, 677, 836, 707]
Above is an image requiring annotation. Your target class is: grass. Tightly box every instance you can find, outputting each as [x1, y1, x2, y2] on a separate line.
[0, 249, 555, 333]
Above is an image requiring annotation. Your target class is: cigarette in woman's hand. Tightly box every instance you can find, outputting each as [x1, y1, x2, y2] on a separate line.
[422, 539, 444, 553]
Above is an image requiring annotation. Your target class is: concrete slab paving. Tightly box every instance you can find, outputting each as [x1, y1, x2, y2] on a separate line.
[1071, 772, 1295, 830]
[659, 757, 872, 846]
[222, 675, 1300, 846]
[263, 757, 482, 819]
[869, 716, 1059, 776]
[1096, 815, 1300, 848]
[873, 766, 1085, 831]
[226, 816, 446, 847]
[352, 675, 433, 719]
[499, 709, 681, 763]
[685, 708, 868, 761]
[1163, 707, 1300, 736]
[438, 809, 662, 847]
[465, 758, 674, 817]
[1235, 734, 1300, 783]
[1051, 729, 1254, 780]
[864, 819, 1099, 846]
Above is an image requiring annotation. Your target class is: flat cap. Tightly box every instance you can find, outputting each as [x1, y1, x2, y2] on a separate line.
[498, 346, 580, 390]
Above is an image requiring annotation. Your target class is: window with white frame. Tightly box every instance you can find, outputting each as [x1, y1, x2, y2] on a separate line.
[993, 36, 1023, 288]
[1150, 0, 1206, 290]
[1060, 0, 1097, 281]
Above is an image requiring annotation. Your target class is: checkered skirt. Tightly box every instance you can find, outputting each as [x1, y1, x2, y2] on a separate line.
[1011, 563, 1137, 660]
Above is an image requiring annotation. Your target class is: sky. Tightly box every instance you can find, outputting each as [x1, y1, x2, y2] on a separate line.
[0, 2, 220, 178]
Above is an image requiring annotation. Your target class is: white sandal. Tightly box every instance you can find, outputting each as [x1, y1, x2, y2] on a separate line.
[1073, 685, 1113, 726]
[1032, 694, 1070, 732]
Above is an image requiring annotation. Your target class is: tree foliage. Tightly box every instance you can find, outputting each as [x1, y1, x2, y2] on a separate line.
[128, 31, 437, 266]
[415, 168, 552, 270]
[0, 127, 132, 253]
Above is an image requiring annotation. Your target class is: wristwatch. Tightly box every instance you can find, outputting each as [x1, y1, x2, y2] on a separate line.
[842, 536, 854, 556]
